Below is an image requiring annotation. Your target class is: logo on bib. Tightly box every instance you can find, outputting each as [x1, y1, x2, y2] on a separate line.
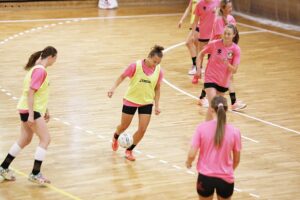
[139, 79, 151, 83]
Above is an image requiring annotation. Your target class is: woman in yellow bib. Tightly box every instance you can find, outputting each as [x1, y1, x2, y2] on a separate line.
[108, 45, 164, 161]
[0, 46, 57, 185]
[178, 0, 200, 75]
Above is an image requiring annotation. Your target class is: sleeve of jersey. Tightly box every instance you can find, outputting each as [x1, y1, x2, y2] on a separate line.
[30, 68, 47, 91]
[157, 69, 164, 84]
[233, 128, 242, 151]
[122, 63, 136, 78]
[232, 46, 241, 66]
[191, 125, 201, 149]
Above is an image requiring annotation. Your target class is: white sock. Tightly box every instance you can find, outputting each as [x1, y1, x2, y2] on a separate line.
[8, 143, 22, 157]
[34, 146, 47, 161]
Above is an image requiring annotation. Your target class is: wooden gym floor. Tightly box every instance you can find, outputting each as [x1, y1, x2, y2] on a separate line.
[0, 5, 299, 200]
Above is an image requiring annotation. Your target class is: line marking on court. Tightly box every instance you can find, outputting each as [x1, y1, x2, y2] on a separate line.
[159, 160, 168, 164]
[237, 22, 300, 41]
[11, 167, 83, 200]
[146, 154, 156, 159]
[0, 13, 182, 23]
[163, 42, 300, 136]
[172, 165, 182, 170]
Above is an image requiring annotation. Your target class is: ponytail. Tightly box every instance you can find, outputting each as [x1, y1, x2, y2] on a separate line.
[148, 45, 164, 58]
[24, 51, 42, 70]
[24, 46, 57, 71]
[233, 29, 239, 44]
[211, 96, 228, 147]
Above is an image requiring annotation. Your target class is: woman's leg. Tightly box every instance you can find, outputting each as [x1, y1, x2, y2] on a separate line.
[229, 76, 247, 111]
[205, 87, 218, 121]
[0, 122, 33, 181]
[28, 117, 51, 184]
[112, 112, 135, 151]
[125, 114, 151, 161]
[186, 30, 198, 75]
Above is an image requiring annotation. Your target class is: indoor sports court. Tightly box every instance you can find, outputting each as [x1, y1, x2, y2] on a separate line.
[0, 0, 299, 199]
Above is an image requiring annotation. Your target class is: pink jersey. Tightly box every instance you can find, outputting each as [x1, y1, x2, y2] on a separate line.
[211, 15, 236, 40]
[31, 68, 47, 91]
[19, 67, 47, 114]
[122, 60, 164, 107]
[203, 39, 241, 88]
[191, 120, 241, 183]
[194, 0, 220, 40]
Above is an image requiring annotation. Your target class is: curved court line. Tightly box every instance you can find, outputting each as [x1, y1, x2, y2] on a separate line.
[162, 42, 300, 136]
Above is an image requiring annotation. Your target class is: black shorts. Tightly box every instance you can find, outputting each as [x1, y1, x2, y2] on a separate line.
[198, 38, 209, 42]
[122, 104, 153, 115]
[189, 27, 200, 32]
[20, 111, 41, 122]
[204, 83, 228, 93]
[197, 173, 234, 198]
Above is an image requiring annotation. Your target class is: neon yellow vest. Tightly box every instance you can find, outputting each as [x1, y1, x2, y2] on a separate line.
[17, 65, 49, 114]
[124, 60, 160, 105]
[190, 0, 199, 24]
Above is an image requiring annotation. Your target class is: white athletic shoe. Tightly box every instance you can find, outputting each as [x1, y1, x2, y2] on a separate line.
[197, 98, 209, 108]
[0, 166, 16, 181]
[188, 66, 197, 75]
[28, 172, 51, 185]
[231, 100, 247, 111]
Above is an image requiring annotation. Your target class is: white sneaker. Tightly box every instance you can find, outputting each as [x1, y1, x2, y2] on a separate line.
[188, 66, 197, 75]
[28, 172, 51, 185]
[197, 98, 209, 108]
[0, 166, 16, 181]
[231, 100, 247, 111]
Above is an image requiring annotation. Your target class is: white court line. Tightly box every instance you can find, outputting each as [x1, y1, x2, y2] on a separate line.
[159, 160, 168, 164]
[163, 38, 300, 136]
[0, 13, 182, 23]
[237, 22, 300, 41]
[239, 30, 266, 35]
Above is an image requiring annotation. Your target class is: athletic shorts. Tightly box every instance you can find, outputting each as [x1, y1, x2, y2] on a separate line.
[20, 111, 41, 122]
[122, 104, 153, 115]
[189, 27, 200, 32]
[204, 83, 228, 93]
[198, 38, 210, 42]
[197, 173, 234, 198]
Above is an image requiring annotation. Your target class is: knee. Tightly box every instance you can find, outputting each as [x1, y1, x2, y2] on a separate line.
[185, 39, 193, 46]
[19, 136, 33, 148]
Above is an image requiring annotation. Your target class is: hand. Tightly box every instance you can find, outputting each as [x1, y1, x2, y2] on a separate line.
[44, 110, 50, 123]
[155, 107, 161, 115]
[27, 113, 34, 127]
[107, 89, 114, 98]
[185, 161, 192, 169]
[195, 68, 201, 79]
[178, 20, 183, 28]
